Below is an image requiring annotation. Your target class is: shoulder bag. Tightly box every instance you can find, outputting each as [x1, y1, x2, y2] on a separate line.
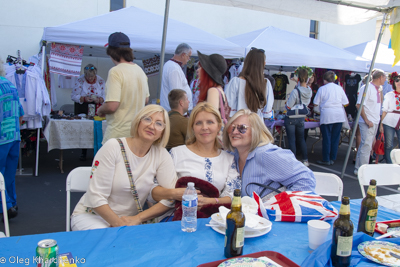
[286, 87, 309, 118]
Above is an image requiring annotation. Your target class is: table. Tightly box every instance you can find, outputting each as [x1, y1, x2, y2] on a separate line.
[43, 119, 107, 173]
[0, 199, 398, 266]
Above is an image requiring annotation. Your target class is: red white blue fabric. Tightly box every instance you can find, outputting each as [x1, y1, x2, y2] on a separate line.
[253, 191, 338, 222]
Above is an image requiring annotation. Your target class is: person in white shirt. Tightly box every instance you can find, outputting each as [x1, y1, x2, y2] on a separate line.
[354, 69, 386, 175]
[380, 72, 400, 163]
[160, 43, 193, 112]
[313, 71, 349, 166]
[71, 105, 177, 231]
[225, 47, 274, 120]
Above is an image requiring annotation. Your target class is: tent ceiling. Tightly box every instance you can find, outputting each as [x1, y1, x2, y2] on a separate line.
[181, 0, 400, 25]
[42, 6, 244, 59]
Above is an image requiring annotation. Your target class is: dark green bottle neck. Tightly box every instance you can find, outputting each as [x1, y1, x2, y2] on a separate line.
[231, 196, 242, 212]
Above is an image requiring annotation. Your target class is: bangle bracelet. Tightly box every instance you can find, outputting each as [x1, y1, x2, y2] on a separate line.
[215, 198, 219, 204]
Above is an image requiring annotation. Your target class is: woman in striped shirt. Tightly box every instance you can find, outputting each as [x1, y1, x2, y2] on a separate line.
[223, 109, 316, 201]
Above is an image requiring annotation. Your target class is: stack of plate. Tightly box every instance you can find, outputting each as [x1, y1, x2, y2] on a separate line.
[209, 212, 272, 238]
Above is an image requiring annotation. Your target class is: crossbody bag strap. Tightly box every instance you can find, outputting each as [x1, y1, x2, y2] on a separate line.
[245, 182, 282, 198]
[117, 138, 144, 213]
[218, 88, 226, 121]
[295, 87, 303, 105]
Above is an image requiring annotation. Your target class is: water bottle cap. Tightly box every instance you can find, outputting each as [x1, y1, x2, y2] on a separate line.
[188, 182, 195, 187]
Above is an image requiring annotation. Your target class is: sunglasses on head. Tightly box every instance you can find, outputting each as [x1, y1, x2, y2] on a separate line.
[230, 124, 250, 134]
[85, 66, 96, 70]
[395, 78, 400, 83]
[251, 47, 265, 53]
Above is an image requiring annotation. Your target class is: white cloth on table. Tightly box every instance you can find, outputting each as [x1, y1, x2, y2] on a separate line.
[71, 138, 177, 230]
[71, 75, 105, 104]
[313, 83, 349, 125]
[225, 77, 274, 119]
[382, 91, 400, 128]
[168, 145, 241, 199]
[160, 60, 193, 112]
[357, 83, 381, 124]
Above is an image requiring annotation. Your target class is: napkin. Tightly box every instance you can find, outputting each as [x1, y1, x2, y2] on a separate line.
[242, 196, 259, 214]
[218, 206, 261, 229]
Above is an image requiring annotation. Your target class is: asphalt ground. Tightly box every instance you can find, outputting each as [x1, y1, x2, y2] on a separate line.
[1, 130, 398, 237]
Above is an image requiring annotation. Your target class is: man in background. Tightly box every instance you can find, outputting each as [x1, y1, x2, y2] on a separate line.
[98, 32, 149, 144]
[0, 57, 24, 219]
[166, 89, 190, 150]
[160, 43, 193, 112]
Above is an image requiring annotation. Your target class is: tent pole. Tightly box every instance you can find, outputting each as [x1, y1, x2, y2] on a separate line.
[157, 0, 171, 103]
[35, 44, 46, 177]
[340, 12, 388, 179]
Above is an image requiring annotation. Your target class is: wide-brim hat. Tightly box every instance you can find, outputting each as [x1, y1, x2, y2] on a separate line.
[197, 51, 227, 85]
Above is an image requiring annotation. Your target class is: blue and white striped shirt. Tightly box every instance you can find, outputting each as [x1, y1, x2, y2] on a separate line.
[233, 143, 316, 198]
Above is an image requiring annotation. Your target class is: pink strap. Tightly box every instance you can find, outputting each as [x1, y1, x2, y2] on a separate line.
[218, 89, 227, 124]
[215, 198, 219, 204]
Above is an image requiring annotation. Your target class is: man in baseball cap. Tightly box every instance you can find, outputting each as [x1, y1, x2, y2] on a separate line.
[98, 32, 150, 144]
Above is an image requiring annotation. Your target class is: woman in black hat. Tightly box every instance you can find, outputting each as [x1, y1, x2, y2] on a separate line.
[196, 51, 229, 124]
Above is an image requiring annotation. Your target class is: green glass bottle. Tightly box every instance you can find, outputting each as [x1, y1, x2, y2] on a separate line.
[331, 196, 354, 267]
[357, 179, 378, 236]
[224, 189, 245, 258]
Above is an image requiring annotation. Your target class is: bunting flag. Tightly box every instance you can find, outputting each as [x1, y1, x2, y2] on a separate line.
[390, 21, 400, 67]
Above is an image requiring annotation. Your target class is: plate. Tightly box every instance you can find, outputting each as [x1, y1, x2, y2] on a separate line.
[358, 241, 400, 266]
[217, 257, 270, 267]
[211, 224, 271, 238]
[211, 213, 272, 231]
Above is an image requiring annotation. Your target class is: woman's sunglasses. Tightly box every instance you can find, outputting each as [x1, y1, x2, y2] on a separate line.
[230, 124, 251, 134]
[251, 47, 265, 53]
[85, 66, 96, 70]
[395, 78, 400, 83]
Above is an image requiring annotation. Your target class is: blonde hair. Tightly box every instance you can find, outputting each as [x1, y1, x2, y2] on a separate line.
[130, 105, 170, 147]
[186, 102, 222, 149]
[223, 109, 274, 152]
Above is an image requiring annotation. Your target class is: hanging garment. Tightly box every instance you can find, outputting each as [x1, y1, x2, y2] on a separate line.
[49, 43, 83, 77]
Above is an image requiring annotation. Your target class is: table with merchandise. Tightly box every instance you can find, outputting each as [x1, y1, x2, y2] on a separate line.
[0, 199, 399, 266]
[43, 118, 107, 173]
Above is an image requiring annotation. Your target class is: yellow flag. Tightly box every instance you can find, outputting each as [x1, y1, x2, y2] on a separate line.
[390, 21, 400, 67]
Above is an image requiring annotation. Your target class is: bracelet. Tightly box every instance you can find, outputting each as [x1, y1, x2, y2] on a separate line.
[215, 198, 219, 204]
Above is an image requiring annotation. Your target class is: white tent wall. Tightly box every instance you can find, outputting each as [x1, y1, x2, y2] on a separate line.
[0, 0, 109, 60]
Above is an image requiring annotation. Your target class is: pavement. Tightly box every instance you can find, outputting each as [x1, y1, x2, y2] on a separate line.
[1, 130, 398, 237]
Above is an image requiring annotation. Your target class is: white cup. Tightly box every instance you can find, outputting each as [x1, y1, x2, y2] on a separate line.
[307, 220, 331, 250]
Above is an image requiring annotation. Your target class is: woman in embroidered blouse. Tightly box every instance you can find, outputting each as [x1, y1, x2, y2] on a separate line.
[223, 109, 315, 201]
[152, 102, 241, 207]
[225, 48, 274, 119]
[196, 51, 229, 122]
[71, 105, 177, 231]
[380, 72, 400, 163]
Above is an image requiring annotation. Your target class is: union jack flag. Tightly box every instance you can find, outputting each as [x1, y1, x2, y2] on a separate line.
[253, 191, 338, 223]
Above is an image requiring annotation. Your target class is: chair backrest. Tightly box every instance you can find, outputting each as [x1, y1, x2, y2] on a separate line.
[357, 164, 400, 197]
[390, 149, 400, 164]
[313, 172, 343, 201]
[0, 173, 10, 237]
[60, 104, 74, 114]
[66, 167, 92, 231]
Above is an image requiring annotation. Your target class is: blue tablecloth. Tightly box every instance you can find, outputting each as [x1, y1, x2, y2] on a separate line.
[0, 199, 398, 266]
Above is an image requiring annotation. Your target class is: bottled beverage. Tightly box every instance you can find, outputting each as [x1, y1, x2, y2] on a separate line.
[224, 189, 245, 258]
[331, 196, 354, 267]
[181, 182, 198, 232]
[357, 179, 378, 236]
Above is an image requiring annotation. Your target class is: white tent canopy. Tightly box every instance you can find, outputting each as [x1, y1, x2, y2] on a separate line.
[345, 40, 400, 72]
[227, 26, 370, 72]
[182, 0, 400, 25]
[41, 6, 244, 59]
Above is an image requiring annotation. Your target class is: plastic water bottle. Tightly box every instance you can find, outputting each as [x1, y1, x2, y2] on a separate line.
[181, 182, 198, 232]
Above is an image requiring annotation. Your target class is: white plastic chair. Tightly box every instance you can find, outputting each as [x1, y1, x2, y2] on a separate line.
[66, 167, 91, 232]
[313, 172, 343, 201]
[0, 173, 10, 237]
[358, 164, 400, 212]
[390, 149, 400, 164]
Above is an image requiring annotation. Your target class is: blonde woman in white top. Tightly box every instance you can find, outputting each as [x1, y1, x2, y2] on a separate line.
[380, 72, 400, 163]
[71, 105, 177, 231]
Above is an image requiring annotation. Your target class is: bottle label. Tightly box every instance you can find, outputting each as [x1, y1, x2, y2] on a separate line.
[336, 236, 353, 257]
[182, 197, 198, 208]
[367, 186, 376, 197]
[236, 227, 245, 248]
[339, 204, 350, 215]
[231, 196, 241, 208]
[365, 209, 378, 232]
